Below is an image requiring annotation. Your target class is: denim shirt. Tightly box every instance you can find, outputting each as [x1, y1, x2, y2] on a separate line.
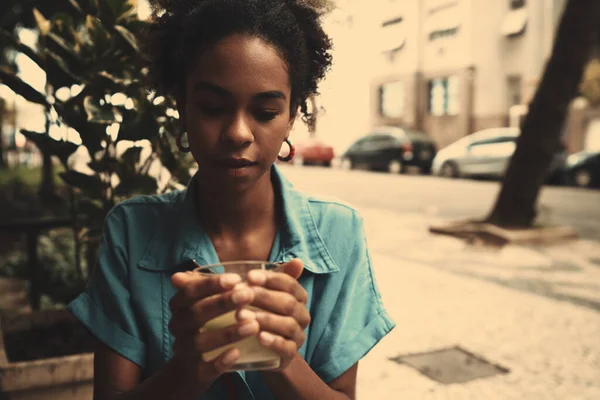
[67, 165, 395, 399]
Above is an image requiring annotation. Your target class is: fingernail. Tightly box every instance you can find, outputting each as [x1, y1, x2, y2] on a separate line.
[237, 308, 256, 321]
[259, 331, 275, 345]
[238, 320, 258, 336]
[248, 270, 267, 285]
[221, 349, 240, 365]
[220, 274, 242, 288]
[232, 288, 252, 304]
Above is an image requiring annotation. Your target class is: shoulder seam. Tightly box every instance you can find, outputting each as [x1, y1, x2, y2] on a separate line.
[307, 197, 358, 214]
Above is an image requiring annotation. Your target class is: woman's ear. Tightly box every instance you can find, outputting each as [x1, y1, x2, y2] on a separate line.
[288, 105, 298, 132]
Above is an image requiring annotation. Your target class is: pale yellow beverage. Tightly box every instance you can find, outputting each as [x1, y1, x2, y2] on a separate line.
[202, 307, 280, 370]
[193, 261, 283, 371]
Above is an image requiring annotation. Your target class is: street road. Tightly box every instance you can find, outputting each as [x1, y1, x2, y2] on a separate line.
[279, 165, 600, 240]
[279, 165, 600, 399]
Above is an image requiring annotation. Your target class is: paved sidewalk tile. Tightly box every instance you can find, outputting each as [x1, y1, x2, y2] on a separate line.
[356, 208, 600, 400]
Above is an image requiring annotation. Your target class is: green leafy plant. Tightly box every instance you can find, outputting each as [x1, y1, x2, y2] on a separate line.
[0, 0, 192, 301]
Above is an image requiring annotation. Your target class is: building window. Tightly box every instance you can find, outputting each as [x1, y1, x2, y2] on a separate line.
[379, 17, 406, 54]
[429, 26, 460, 41]
[507, 75, 522, 107]
[379, 81, 405, 118]
[510, 0, 526, 9]
[428, 76, 459, 116]
[502, 0, 528, 36]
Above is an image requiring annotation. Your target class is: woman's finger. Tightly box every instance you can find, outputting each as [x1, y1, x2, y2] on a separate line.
[247, 269, 309, 304]
[196, 348, 241, 383]
[169, 273, 242, 310]
[280, 258, 304, 279]
[247, 310, 306, 348]
[250, 286, 311, 329]
[172, 319, 259, 358]
[257, 331, 298, 361]
[169, 285, 255, 335]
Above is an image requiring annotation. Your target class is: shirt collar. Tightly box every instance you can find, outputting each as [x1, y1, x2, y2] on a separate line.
[137, 165, 339, 274]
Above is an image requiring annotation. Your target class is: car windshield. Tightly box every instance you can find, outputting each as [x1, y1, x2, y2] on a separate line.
[405, 130, 430, 141]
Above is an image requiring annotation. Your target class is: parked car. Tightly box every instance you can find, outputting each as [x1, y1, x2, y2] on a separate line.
[340, 126, 437, 174]
[432, 127, 566, 182]
[294, 137, 335, 167]
[565, 150, 600, 188]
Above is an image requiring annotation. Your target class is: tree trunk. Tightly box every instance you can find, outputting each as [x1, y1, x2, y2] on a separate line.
[486, 0, 600, 228]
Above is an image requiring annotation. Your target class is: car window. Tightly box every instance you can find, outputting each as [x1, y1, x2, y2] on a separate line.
[369, 134, 400, 148]
[348, 137, 370, 152]
[470, 136, 516, 147]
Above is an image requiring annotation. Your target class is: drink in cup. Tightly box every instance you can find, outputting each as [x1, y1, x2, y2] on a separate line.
[193, 261, 282, 371]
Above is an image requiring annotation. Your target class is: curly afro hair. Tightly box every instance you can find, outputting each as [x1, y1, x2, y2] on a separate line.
[143, 0, 333, 125]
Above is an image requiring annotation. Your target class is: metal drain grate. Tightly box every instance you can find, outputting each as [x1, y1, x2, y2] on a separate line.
[390, 346, 510, 384]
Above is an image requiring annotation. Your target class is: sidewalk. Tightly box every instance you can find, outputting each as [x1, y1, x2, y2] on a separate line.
[357, 208, 600, 400]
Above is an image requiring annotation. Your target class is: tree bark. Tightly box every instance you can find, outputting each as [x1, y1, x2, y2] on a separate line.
[487, 0, 600, 228]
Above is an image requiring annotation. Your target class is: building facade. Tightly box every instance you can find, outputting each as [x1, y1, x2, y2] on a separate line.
[370, 0, 568, 149]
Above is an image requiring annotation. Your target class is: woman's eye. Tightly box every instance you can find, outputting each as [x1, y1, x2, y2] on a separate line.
[255, 110, 279, 122]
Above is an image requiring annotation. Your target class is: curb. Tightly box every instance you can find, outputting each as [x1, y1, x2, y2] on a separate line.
[429, 220, 578, 245]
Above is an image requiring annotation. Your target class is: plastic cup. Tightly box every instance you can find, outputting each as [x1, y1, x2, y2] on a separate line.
[193, 260, 282, 371]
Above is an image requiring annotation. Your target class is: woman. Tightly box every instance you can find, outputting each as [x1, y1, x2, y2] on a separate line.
[67, 0, 395, 399]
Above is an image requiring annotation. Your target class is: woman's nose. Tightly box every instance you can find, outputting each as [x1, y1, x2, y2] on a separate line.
[221, 112, 254, 146]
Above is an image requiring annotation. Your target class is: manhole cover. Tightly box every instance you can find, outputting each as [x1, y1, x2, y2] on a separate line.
[390, 346, 509, 384]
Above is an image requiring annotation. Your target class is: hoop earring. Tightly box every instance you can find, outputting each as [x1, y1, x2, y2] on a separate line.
[176, 131, 191, 153]
[277, 138, 295, 162]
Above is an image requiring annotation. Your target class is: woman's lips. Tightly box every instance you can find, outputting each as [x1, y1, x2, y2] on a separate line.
[217, 157, 257, 168]
[215, 158, 258, 178]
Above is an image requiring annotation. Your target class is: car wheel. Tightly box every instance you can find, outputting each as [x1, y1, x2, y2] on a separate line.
[420, 165, 432, 175]
[388, 160, 404, 174]
[573, 168, 592, 188]
[341, 158, 353, 170]
[323, 161, 332, 167]
[440, 161, 459, 178]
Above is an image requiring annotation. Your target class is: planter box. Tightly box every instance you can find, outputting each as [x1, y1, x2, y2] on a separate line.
[0, 310, 94, 400]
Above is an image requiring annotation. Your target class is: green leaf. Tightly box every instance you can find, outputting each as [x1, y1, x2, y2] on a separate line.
[114, 25, 139, 53]
[118, 110, 160, 142]
[83, 96, 121, 124]
[97, 70, 137, 87]
[47, 32, 82, 69]
[114, 175, 157, 197]
[106, 0, 136, 22]
[60, 170, 105, 200]
[20, 129, 79, 167]
[121, 145, 143, 165]
[0, 30, 44, 70]
[66, 0, 85, 14]
[86, 15, 111, 53]
[0, 66, 48, 106]
[33, 8, 52, 36]
[44, 49, 86, 86]
[88, 157, 118, 173]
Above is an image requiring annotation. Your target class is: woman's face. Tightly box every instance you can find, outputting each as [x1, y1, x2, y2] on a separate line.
[179, 34, 296, 192]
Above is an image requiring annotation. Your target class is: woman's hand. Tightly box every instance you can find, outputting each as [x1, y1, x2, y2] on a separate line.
[168, 271, 259, 393]
[238, 259, 311, 370]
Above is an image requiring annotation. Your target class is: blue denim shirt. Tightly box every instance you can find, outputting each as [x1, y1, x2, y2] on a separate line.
[67, 165, 395, 399]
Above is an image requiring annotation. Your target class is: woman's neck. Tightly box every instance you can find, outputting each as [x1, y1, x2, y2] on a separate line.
[194, 171, 277, 239]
